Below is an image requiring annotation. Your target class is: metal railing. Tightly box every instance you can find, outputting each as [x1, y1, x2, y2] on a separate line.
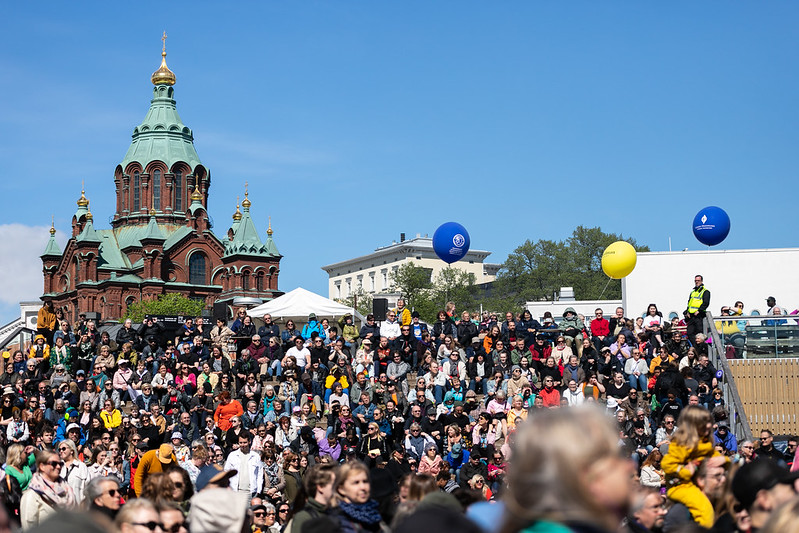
[714, 313, 799, 358]
[703, 312, 753, 441]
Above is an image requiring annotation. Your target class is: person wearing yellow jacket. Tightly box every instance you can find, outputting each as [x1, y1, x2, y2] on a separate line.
[28, 335, 50, 366]
[36, 301, 56, 346]
[395, 299, 412, 327]
[99, 399, 122, 429]
[661, 406, 725, 529]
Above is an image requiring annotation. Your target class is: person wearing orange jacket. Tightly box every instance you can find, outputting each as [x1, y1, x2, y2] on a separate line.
[133, 443, 177, 496]
[214, 390, 243, 432]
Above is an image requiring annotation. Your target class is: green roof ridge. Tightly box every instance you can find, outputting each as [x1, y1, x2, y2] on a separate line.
[120, 85, 202, 171]
[76, 218, 101, 244]
[142, 213, 166, 241]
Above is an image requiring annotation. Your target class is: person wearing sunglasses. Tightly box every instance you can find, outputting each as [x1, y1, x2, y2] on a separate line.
[116, 498, 164, 533]
[85, 475, 123, 520]
[20, 450, 77, 528]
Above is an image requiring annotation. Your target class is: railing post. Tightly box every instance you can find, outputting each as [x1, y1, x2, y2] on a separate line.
[704, 313, 753, 442]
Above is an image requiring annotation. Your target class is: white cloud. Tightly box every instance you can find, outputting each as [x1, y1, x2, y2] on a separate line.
[0, 224, 68, 307]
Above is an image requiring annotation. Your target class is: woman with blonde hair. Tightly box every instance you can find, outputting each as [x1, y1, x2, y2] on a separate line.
[501, 406, 634, 533]
[20, 449, 77, 528]
[468, 474, 493, 500]
[328, 461, 383, 532]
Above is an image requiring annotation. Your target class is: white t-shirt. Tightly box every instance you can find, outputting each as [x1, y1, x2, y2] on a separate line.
[286, 346, 310, 368]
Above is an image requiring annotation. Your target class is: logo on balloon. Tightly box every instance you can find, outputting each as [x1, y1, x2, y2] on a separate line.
[693, 206, 730, 247]
[433, 222, 471, 264]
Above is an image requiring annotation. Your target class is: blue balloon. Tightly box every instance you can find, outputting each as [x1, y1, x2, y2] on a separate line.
[693, 206, 730, 246]
[433, 222, 471, 264]
[715, 369, 724, 380]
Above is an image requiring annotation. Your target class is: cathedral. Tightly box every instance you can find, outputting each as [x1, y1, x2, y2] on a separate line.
[40, 40, 282, 322]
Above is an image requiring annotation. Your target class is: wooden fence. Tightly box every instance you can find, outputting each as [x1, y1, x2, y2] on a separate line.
[728, 358, 799, 436]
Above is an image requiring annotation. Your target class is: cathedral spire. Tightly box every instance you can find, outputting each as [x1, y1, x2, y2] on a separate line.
[233, 196, 242, 221]
[151, 31, 176, 86]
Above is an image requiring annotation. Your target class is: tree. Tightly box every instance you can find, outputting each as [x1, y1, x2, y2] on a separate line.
[430, 266, 478, 315]
[390, 262, 432, 309]
[490, 226, 649, 309]
[335, 287, 373, 318]
[124, 292, 207, 322]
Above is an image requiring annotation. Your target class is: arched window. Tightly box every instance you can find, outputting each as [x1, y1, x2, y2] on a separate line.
[242, 271, 250, 291]
[174, 170, 183, 211]
[189, 253, 206, 285]
[153, 169, 161, 210]
[256, 272, 264, 291]
[133, 171, 140, 212]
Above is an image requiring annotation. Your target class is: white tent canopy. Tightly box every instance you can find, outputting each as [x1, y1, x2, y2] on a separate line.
[246, 287, 364, 324]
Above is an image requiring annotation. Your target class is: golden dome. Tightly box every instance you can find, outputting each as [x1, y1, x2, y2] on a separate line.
[151, 32, 176, 86]
[149, 208, 157, 216]
[86, 210, 94, 222]
[267, 216, 273, 236]
[191, 188, 203, 202]
[50, 217, 56, 236]
[241, 182, 251, 208]
[77, 188, 89, 208]
[233, 197, 242, 221]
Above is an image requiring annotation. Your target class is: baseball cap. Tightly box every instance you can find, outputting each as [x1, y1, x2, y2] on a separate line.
[158, 443, 174, 463]
[195, 464, 237, 491]
[732, 458, 799, 509]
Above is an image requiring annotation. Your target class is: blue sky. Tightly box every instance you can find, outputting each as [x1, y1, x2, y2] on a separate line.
[0, 2, 797, 325]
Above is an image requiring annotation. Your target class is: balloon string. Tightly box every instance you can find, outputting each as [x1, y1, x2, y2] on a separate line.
[598, 276, 613, 300]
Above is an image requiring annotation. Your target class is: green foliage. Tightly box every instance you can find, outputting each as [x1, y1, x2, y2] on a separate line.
[390, 262, 478, 322]
[335, 287, 373, 318]
[490, 226, 649, 310]
[390, 263, 432, 309]
[124, 292, 207, 322]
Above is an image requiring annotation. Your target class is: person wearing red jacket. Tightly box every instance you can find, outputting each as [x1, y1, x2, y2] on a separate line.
[538, 376, 561, 408]
[590, 308, 611, 353]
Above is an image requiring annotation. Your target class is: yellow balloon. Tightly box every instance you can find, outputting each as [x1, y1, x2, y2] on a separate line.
[601, 241, 637, 279]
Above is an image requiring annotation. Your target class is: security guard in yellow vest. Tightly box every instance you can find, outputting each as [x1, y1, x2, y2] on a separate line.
[685, 274, 711, 340]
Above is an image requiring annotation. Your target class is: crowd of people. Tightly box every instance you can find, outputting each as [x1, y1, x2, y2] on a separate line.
[1, 284, 799, 533]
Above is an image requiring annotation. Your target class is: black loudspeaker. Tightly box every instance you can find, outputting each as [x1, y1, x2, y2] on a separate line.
[373, 298, 388, 321]
[213, 302, 229, 323]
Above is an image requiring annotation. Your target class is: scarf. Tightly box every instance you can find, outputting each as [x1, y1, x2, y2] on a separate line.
[27, 472, 77, 508]
[338, 499, 382, 526]
[264, 461, 281, 487]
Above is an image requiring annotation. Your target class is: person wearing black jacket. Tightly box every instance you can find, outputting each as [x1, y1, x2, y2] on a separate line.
[397, 327, 418, 368]
[456, 313, 478, 348]
[432, 311, 457, 347]
[467, 352, 494, 395]
[653, 361, 688, 404]
[607, 307, 629, 339]
[138, 317, 164, 350]
[257, 313, 281, 340]
[116, 319, 140, 349]
[359, 314, 381, 345]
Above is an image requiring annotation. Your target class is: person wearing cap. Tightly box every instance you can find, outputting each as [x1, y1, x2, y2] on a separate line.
[727, 457, 799, 530]
[301, 313, 325, 341]
[133, 443, 178, 496]
[194, 463, 238, 492]
[170, 431, 191, 463]
[112, 358, 134, 402]
[713, 423, 738, 454]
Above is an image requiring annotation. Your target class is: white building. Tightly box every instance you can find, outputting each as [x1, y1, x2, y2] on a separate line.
[623, 248, 799, 320]
[321, 234, 501, 300]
